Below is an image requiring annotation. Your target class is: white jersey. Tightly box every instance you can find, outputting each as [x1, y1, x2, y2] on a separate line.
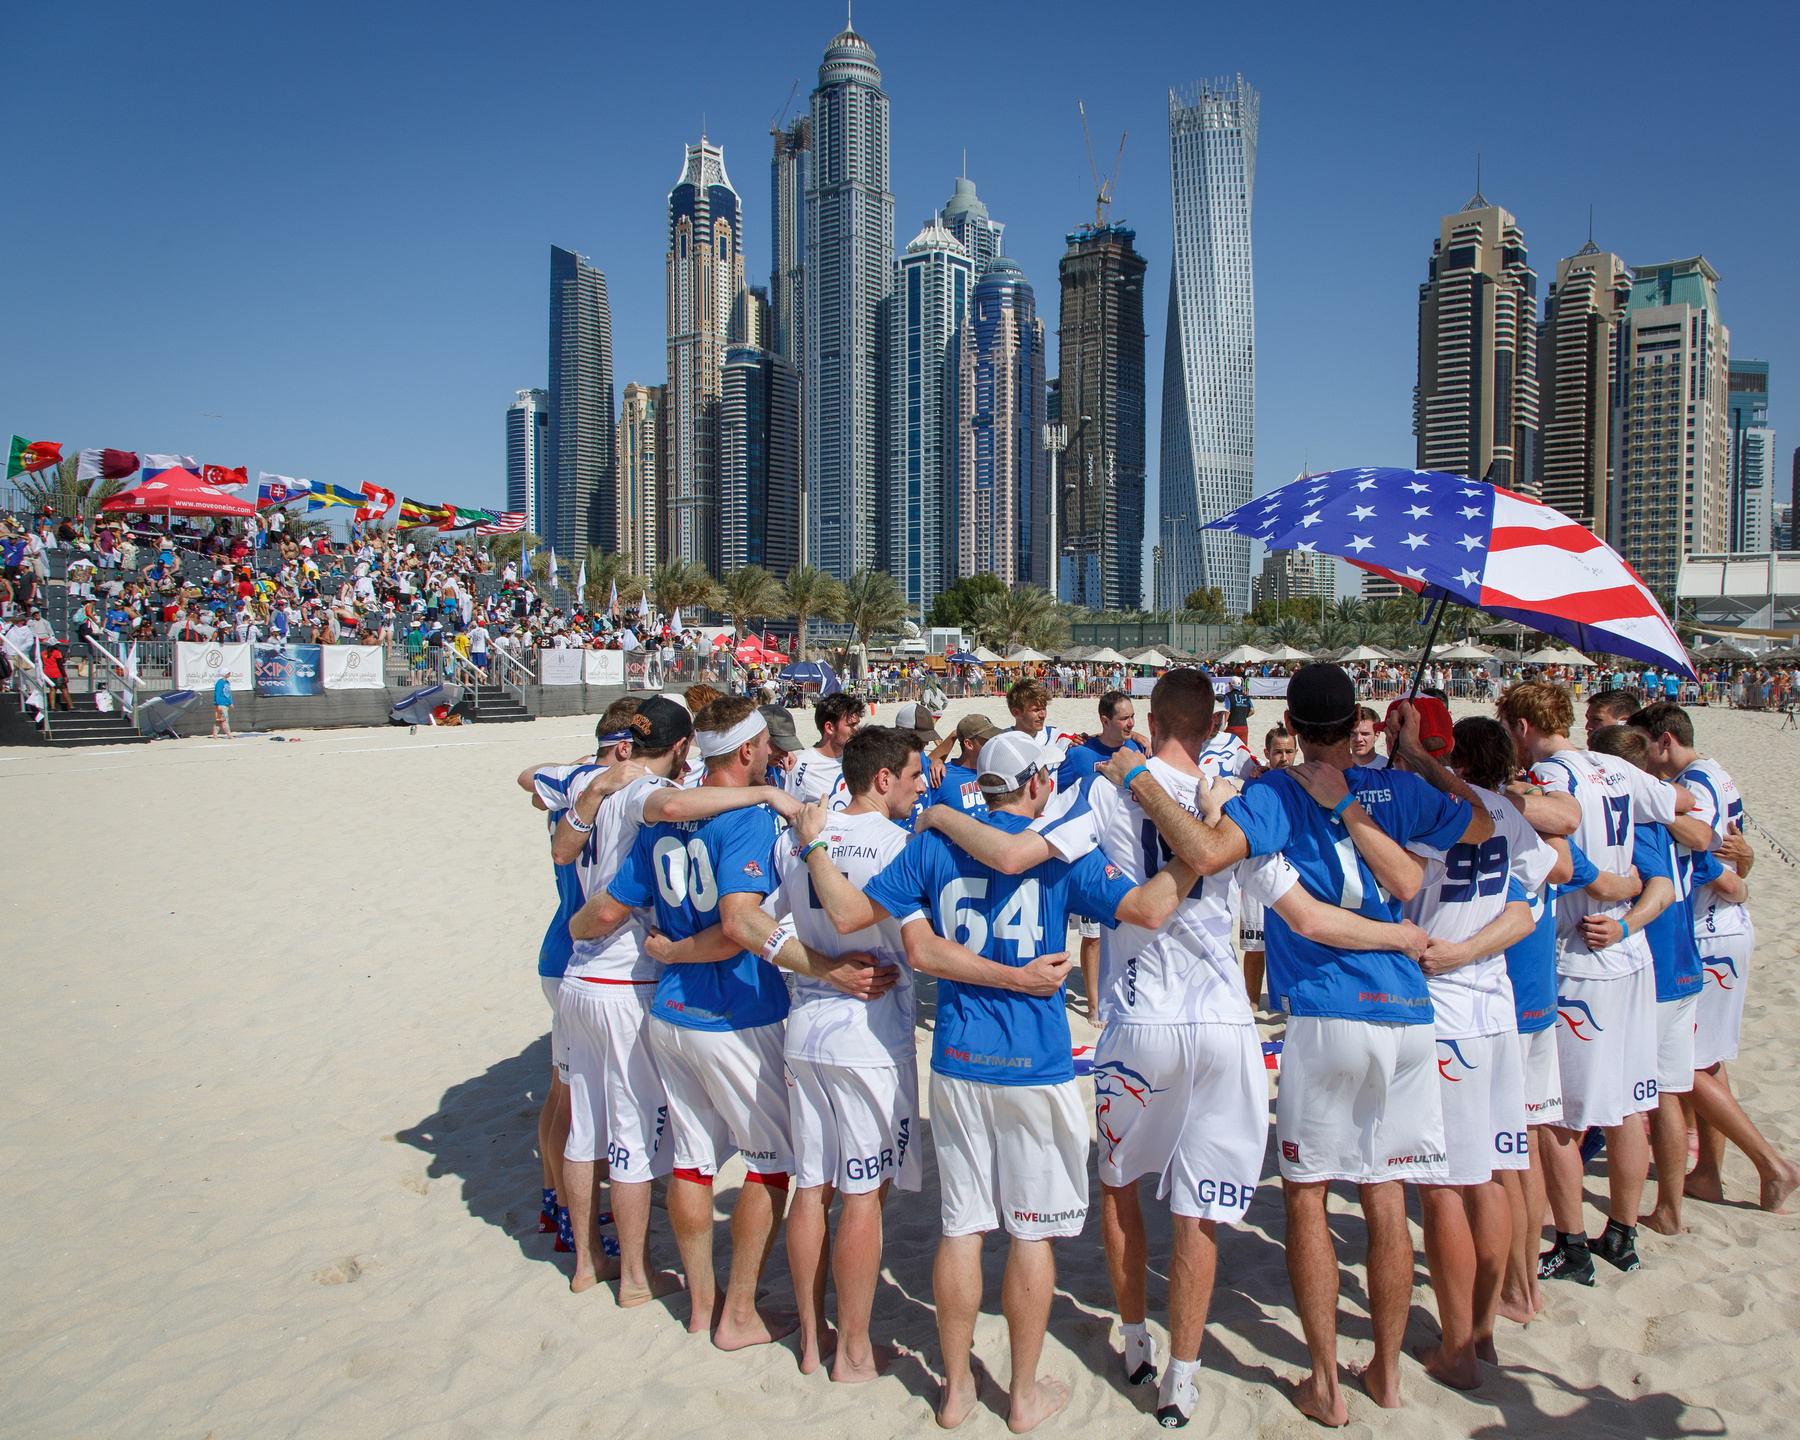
[766, 809, 913, 1067]
[1200, 731, 1257, 780]
[566, 773, 676, 982]
[1033, 759, 1297, 1026]
[786, 748, 850, 810]
[1404, 785, 1556, 1040]
[1680, 757, 1749, 940]
[682, 751, 705, 789]
[1023, 723, 1071, 769]
[1529, 748, 1680, 978]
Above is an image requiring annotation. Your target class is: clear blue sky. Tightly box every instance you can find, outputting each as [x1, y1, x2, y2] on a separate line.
[7, 0, 1795, 589]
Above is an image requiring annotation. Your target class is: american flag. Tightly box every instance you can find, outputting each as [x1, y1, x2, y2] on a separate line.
[1204, 467, 1692, 674]
[474, 512, 526, 535]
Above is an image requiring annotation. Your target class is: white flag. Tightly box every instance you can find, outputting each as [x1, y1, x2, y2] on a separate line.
[608, 579, 618, 614]
[577, 558, 586, 599]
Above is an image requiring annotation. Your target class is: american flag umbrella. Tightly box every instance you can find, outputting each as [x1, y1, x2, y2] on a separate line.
[1203, 466, 1694, 677]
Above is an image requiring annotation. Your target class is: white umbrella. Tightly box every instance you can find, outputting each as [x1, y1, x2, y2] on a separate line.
[1521, 647, 1594, 666]
[1261, 642, 1314, 661]
[1434, 642, 1495, 660]
[973, 645, 1003, 662]
[1083, 647, 1130, 665]
[1128, 648, 1174, 667]
[1006, 646, 1050, 662]
[1337, 644, 1393, 662]
[1213, 644, 1270, 664]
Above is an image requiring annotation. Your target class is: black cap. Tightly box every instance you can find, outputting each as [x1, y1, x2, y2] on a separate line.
[758, 704, 805, 752]
[1285, 663, 1358, 727]
[627, 695, 693, 749]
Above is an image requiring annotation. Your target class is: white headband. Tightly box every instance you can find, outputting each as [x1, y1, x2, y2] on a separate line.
[696, 712, 767, 758]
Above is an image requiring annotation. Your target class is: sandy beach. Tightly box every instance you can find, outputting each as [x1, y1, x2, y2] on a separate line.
[5, 693, 1799, 1439]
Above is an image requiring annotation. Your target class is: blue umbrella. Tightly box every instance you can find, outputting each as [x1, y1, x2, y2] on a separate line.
[390, 684, 446, 726]
[946, 652, 981, 663]
[1203, 467, 1694, 680]
[137, 688, 200, 739]
[779, 661, 842, 696]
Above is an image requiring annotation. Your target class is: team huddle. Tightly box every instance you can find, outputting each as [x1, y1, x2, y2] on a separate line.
[515, 665, 1794, 1430]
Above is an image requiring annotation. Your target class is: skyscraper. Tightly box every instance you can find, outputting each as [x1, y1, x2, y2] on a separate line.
[615, 382, 659, 576]
[547, 246, 616, 559]
[1615, 256, 1730, 591]
[1537, 241, 1629, 535]
[666, 138, 745, 577]
[506, 388, 550, 542]
[942, 176, 1004, 275]
[805, 24, 893, 582]
[1057, 222, 1147, 611]
[955, 257, 1046, 587]
[1414, 194, 1539, 495]
[1160, 77, 1258, 616]
[1728, 359, 1771, 550]
[720, 346, 801, 577]
[769, 117, 810, 366]
[887, 219, 973, 620]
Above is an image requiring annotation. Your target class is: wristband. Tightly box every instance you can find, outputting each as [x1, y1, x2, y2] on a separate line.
[799, 838, 829, 862]
[761, 923, 796, 963]
[564, 809, 594, 834]
[1329, 794, 1355, 824]
[1619, 918, 1631, 940]
[1122, 764, 1150, 790]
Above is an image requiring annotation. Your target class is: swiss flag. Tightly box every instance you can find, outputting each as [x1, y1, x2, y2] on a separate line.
[356, 483, 396, 520]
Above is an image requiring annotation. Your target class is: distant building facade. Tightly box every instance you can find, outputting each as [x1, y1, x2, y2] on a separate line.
[615, 382, 659, 576]
[941, 177, 1004, 276]
[1729, 359, 1771, 551]
[720, 346, 801, 579]
[1538, 242, 1629, 535]
[506, 387, 551, 543]
[547, 246, 616, 558]
[1251, 546, 1336, 610]
[769, 117, 810, 366]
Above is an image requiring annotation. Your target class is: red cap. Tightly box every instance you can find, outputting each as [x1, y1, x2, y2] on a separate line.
[1386, 695, 1455, 754]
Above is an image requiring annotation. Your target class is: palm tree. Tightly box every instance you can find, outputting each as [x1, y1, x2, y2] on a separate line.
[582, 546, 643, 613]
[783, 564, 847, 660]
[1227, 620, 1263, 650]
[15, 454, 128, 520]
[1333, 595, 1367, 626]
[718, 564, 790, 639]
[840, 568, 908, 655]
[1269, 614, 1315, 651]
[649, 558, 720, 624]
[1026, 609, 1070, 654]
[485, 531, 541, 568]
[971, 585, 1057, 653]
[1313, 618, 1351, 653]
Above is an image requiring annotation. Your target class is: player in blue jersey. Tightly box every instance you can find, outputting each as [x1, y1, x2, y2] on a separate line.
[801, 729, 1204, 1433]
[1056, 690, 1146, 1025]
[1092, 665, 1490, 1425]
[572, 697, 897, 1349]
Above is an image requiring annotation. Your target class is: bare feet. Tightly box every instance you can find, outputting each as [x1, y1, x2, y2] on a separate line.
[1292, 1372, 1349, 1427]
[832, 1341, 892, 1385]
[1413, 1342, 1481, 1392]
[1495, 1291, 1536, 1326]
[687, 1289, 722, 1336]
[714, 1307, 799, 1352]
[1353, 1357, 1403, 1409]
[1760, 1157, 1800, 1213]
[1006, 1376, 1070, 1435]
[1474, 1336, 1498, 1366]
[1685, 1169, 1726, 1204]
[617, 1270, 684, 1309]
[937, 1361, 982, 1430]
[798, 1325, 837, 1376]
[570, 1256, 620, 1294]
[1640, 1204, 1683, 1236]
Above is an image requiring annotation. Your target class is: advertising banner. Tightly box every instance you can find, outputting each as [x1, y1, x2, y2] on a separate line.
[583, 650, 625, 686]
[539, 648, 583, 686]
[625, 653, 664, 691]
[1248, 677, 1290, 697]
[321, 644, 385, 690]
[254, 644, 323, 696]
[175, 641, 252, 692]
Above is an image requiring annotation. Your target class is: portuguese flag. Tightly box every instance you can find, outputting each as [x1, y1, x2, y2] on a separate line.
[8, 437, 63, 478]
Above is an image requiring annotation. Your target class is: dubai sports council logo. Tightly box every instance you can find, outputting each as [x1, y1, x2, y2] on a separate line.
[1704, 954, 1739, 991]
[1436, 1038, 1477, 1081]
[1557, 997, 1604, 1041]
[1093, 1059, 1167, 1162]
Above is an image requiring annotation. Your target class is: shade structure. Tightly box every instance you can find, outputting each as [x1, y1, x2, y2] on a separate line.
[1520, 647, 1595, 666]
[1127, 648, 1174, 667]
[1006, 647, 1049, 663]
[1203, 467, 1694, 676]
[973, 646, 1003, 662]
[779, 661, 842, 695]
[1261, 642, 1314, 661]
[1083, 647, 1131, 665]
[100, 471, 256, 518]
[1434, 642, 1495, 660]
[946, 651, 981, 663]
[1213, 644, 1270, 665]
[1337, 644, 1395, 662]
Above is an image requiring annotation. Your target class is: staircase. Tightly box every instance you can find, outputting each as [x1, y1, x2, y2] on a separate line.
[473, 683, 533, 724]
[0, 693, 151, 747]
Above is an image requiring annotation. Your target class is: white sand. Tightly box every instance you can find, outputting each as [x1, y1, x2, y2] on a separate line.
[5, 694, 1800, 1437]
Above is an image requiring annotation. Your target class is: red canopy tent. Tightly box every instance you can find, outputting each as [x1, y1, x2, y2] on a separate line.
[99, 471, 256, 518]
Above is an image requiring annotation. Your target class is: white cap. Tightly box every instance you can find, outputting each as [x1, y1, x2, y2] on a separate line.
[976, 731, 1051, 796]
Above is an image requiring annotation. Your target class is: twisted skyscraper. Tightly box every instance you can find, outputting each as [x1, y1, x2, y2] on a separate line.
[1160, 76, 1257, 615]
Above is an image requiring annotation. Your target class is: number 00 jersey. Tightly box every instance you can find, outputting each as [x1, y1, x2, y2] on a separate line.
[1032, 761, 1297, 1026]
[1680, 757, 1748, 940]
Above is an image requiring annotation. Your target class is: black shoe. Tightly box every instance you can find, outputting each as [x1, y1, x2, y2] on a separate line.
[1539, 1235, 1595, 1285]
[1591, 1220, 1641, 1272]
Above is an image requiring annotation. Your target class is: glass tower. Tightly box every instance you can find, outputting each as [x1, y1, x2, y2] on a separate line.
[506, 388, 550, 543]
[942, 177, 1004, 276]
[547, 246, 616, 558]
[1160, 76, 1257, 616]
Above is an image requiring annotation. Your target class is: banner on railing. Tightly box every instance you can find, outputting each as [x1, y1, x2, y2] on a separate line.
[584, 650, 625, 686]
[322, 645, 384, 690]
[1248, 677, 1289, 697]
[539, 648, 583, 686]
[625, 654, 664, 691]
[254, 644, 323, 696]
[175, 641, 252, 692]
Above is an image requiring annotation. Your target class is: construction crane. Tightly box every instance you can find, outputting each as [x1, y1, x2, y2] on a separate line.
[770, 79, 801, 136]
[1079, 102, 1127, 229]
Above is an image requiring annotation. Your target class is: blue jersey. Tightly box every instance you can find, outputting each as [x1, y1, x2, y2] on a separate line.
[532, 762, 603, 978]
[1056, 736, 1142, 792]
[864, 810, 1134, 1085]
[1635, 821, 1720, 1003]
[608, 805, 789, 1033]
[1222, 766, 1471, 1023]
[1504, 841, 1597, 1033]
[912, 761, 989, 831]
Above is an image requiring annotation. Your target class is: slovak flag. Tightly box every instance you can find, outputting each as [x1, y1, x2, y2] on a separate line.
[256, 472, 312, 507]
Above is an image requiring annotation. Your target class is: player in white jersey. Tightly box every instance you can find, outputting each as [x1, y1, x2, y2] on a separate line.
[1396, 718, 1555, 1391]
[1238, 724, 1296, 1007]
[1497, 681, 1709, 1279]
[785, 692, 863, 809]
[921, 672, 1432, 1427]
[1628, 702, 1800, 1215]
[1007, 676, 1071, 766]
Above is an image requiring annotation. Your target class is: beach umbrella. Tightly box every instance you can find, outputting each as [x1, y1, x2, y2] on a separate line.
[1007, 646, 1050, 662]
[1214, 644, 1270, 664]
[1520, 647, 1595, 666]
[946, 651, 981, 663]
[136, 688, 202, 739]
[1338, 644, 1395, 662]
[1434, 642, 1495, 660]
[1262, 642, 1314, 661]
[1083, 647, 1130, 665]
[779, 660, 842, 696]
[973, 646, 1003, 662]
[1204, 466, 1695, 680]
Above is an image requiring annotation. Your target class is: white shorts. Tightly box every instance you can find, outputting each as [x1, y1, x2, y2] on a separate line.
[930, 1073, 1088, 1240]
[648, 1018, 793, 1179]
[1077, 916, 1103, 940]
[786, 1056, 921, 1195]
[559, 979, 671, 1181]
[1274, 1016, 1446, 1185]
[1518, 1026, 1563, 1127]
[1656, 992, 1699, 1094]
[1695, 928, 1754, 1068]
[541, 974, 570, 1082]
[1434, 1030, 1529, 1186]
[1555, 966, 1658, 1130]
[1094, 1022, 1268, 1222]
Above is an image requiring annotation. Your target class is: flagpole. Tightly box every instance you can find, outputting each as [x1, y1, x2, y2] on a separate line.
[1408, 588, 1450, 700]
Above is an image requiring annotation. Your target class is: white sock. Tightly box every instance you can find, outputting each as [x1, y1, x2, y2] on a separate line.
[1121, 1322, 1155, 1383]
[1158, 1357, 1200, 1421]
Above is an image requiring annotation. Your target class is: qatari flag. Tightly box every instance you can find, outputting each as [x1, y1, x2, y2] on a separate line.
[76, 449, 140, 482]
